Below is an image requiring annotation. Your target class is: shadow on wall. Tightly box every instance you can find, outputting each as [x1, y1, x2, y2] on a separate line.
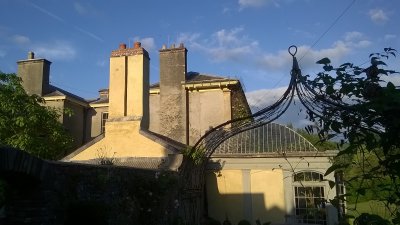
[206, 172, 286, 225]
[85, 109, 95, 142]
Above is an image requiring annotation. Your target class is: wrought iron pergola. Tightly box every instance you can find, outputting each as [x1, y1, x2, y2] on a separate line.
[191, 45, 346, 158]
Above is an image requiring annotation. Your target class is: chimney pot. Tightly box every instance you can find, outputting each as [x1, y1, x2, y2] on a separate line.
[162, 44, 167, 50]
[170, 43, 175, 49]
[134, 42, 141, 49]
[119, 43, 127, 49]
[179, 43, 184, 48]
[28, 51, 34, 59]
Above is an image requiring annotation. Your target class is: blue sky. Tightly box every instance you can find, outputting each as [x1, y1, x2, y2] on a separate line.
[1, 0, 399, 112]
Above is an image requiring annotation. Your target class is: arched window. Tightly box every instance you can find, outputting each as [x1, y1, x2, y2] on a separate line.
[293, 171, 326, 225]
[294, 171, 324, 182]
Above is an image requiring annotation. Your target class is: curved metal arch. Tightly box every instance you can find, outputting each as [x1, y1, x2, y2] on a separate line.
[189, 45, 356, 160]
[214, 122, 318, 155]
[191, 46, 299, 159]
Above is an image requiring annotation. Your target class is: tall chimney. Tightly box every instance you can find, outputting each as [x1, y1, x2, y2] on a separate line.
[108, 42, 150, 129]
[158, 43, 188, 143]
[17, 52, 51, 96]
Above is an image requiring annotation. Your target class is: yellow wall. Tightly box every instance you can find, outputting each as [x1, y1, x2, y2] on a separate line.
[108, 56, 126, 118]
[86, 106, 108, 141]
[206, 169, 286, 224]
[250, 170, 285, 223]
[70, 120, 172, 160]
[126, 54, 148, 118]
[188, 90, 228, 145]
[206, 170, 244, 223]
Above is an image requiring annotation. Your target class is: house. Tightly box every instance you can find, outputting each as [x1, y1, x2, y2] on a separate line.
[17, 42, 339, 225]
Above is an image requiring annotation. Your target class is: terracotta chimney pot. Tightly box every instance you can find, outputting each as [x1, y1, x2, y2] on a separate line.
[134, 42, 141, 49]
[119, 43, 127, 49]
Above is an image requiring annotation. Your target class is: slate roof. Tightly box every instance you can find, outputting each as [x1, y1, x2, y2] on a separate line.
[91, 72, 238, 104]
[72, 157, 168, 169]
[89, 97, 109, 104]
[149, 71, 238, 88]
[43, 85, 88, 104]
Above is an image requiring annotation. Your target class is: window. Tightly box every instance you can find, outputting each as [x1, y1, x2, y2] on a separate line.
[294, 172, 327, 225]
[101, 112, 108, 133]
[294, 171, 324, 182]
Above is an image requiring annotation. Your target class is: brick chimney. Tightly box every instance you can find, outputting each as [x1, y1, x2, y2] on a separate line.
[17, 51, 51, 96]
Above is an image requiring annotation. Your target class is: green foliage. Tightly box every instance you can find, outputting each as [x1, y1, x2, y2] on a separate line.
[353, 213, 391, 225]
[305, 48, 400, 223]
[296, 129, 337, 151]
[347, 201, 395, 222]
[182, 146, 206, 165]
[0, 72, 73, 159]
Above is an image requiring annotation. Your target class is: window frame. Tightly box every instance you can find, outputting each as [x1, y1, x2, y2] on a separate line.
[293, 171, 327, 225]
[101, 112, 109, 134]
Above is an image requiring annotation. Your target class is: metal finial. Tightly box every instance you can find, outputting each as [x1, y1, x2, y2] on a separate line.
[288, 45, 297, 57]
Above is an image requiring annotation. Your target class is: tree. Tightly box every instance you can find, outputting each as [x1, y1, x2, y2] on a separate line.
[0, 72, 73, 159]
[296, 128, 338, 151]
[304, 48, 400, 223]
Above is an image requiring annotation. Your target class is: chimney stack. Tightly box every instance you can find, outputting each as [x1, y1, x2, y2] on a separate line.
[108, 42, 150, 129]
[158, 43, 188, 143]
[17, 51, 51, 96]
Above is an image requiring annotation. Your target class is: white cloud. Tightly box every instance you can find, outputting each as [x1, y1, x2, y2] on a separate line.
[73, 2, 87, 15]
[381, 75, 400, 86]
[222, 7, 231, 14]
[259, 42, 350, 71]
[208, 42, 258, 62]
[259, 32, 370, 72]
[177, 33, 201, 45]
[178, 27, 259, 62]
[0, 49, 6, 58]
[353, 40, 371, 48]
[214, 27, 245, 46]
[343, 31, 371, 48]
[130, 37, 156, 51]
[73, 2, 99, 17]
[369, 9, 389, 24]
[32, 41, 76, 61]
[138, 37, 156, 51]
[246, 87, 309, 128]
[11, 35, 31, 45]
[246, 87, 287, 110]
[344, 31, 363, 42]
